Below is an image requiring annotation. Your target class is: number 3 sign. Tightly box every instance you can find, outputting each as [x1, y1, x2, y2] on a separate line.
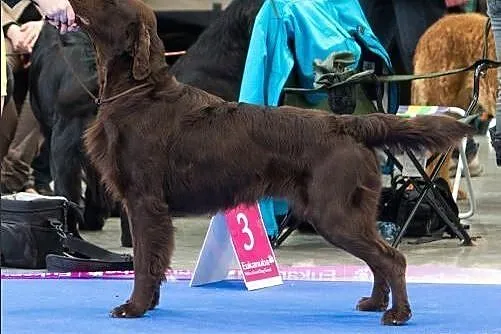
[236, 213, 255, 251]
[191, 203, 283, 290]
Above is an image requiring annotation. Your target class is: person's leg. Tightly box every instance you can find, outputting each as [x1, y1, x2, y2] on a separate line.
[393, 0, 446, 74]
[0, 58, 17, 161]
[1, 27, 6, 116]
[359, 0, 397, 51]
[0, 99, 18, 161]
[487, 0, 501, 165]
[31, 139, 53, 195]
[0, 94, 42, 193]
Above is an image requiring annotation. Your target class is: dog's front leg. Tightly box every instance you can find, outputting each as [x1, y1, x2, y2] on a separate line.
[111, 194, 174, 318]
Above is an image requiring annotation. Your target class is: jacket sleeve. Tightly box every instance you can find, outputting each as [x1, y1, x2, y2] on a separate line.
[238, 1, 295, 107]
[1, 2, 18, 28]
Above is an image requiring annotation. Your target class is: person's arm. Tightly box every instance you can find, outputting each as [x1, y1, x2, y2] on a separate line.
[33, 0, 76, 33]
[2, 2, 25, 52]
[1, 2, 19, 32]
[1, 2, 41, 54]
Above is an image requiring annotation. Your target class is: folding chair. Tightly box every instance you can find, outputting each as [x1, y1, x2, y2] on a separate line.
[394, 105, 477, 220]
[386, 106, 474, 247]
[273, 59, 500, 249]
[389, 60, 499, 247]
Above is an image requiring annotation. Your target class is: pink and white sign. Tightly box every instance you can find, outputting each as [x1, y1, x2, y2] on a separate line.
[225, 204, 282, 290]
[190, 203, 282, 290]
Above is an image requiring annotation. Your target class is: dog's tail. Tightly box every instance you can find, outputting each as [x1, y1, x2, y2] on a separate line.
[331, 113, 474, 152]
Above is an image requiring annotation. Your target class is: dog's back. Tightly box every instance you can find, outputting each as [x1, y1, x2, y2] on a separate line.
[30, 24, 98, 129]
[169, 0, 264, 101]
[412, 13, 496, 118]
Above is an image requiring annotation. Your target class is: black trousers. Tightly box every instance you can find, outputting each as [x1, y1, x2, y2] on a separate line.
[359, 0, 447, 104]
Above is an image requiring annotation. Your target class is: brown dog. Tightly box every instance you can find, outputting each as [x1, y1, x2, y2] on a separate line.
[412, 13, 496, 192]
[69, 0, 472, 325]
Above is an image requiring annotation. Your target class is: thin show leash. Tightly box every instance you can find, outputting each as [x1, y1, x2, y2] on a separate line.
[55, 46, 186, 106]
[12, 18, 186, 106]
[55, 43, 152, 106]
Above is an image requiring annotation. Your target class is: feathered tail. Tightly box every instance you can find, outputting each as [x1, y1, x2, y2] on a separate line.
[330, 113, 474, 152]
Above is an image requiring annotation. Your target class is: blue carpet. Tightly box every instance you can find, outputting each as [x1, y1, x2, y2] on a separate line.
[2, 279, 500, 334]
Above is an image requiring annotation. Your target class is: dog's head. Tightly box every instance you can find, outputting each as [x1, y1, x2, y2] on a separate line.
[69, 0, 164, 80]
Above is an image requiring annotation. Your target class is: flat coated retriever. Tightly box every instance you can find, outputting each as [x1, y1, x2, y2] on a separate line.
[70, 0, 473, 325]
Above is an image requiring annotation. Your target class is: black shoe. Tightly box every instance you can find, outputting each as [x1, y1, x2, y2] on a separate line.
[489, 126, 501, 167]
[34, 184, 54, 196]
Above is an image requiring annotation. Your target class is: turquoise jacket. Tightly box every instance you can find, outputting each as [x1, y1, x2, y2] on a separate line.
[238, 0, 397, 237]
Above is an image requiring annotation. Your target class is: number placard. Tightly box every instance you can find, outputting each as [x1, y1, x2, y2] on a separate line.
[225, 204, 282, 289]
[190, 203, 282, 290]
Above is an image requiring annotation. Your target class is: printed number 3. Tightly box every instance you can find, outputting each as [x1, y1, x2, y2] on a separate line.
[237, 213, 254, 251]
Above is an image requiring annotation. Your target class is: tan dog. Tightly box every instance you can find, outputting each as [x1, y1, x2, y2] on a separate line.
[412, 13, 496, 193]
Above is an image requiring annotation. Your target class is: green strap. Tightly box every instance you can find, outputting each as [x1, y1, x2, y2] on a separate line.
[283, 10, 500, 94]
[284, 59, 501, 94]
[376, 63, 477, 82]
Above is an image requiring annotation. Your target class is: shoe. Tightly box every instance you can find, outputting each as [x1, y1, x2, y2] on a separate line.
[489, 126, 501, 167]
[450, 152, 484, 177]
[34, 184, 54, 196]
[465, 154, 484, 177]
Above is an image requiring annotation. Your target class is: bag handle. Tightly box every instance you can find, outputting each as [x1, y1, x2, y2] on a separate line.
[62, 235, 132, 263]
[46, 217, 133, 272]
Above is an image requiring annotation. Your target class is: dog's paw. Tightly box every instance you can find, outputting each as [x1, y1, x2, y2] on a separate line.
[356, 296, 388, 312]
[110, 302, 147, 318]
[381, 306, 412, 325]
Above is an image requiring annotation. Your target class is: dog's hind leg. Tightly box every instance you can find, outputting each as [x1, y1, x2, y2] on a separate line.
[356, 264, 389, 312]
[307, 146, 411, 325]
[110, 191, 174, 318]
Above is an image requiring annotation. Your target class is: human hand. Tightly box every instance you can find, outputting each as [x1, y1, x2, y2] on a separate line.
[6, 24, 31, 53]
[444, 0, 469, 7]
[19, 21, 44, 53]
[36, 0, 77, 34]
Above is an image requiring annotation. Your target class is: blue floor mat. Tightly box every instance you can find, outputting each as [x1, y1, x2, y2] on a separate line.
[2, 279, 500, 334]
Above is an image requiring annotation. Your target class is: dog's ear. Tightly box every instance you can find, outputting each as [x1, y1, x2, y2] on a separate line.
[132, 22, 151, 81]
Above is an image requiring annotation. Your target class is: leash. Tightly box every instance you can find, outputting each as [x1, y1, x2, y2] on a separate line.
[35, 19, 183, 106]
[56, 43, 152, 106]
[8, 50, 186, 57]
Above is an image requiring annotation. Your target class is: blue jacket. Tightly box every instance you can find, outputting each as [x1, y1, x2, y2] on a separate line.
[238, 0, 396, 237]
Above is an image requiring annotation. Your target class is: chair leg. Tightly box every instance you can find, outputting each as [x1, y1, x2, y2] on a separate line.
[391, 148, 473, 248]
[272, 213, 304, 248]
[452, 138, 477, 219]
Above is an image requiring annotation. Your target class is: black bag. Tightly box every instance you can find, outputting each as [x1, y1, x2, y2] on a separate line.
[1, 193, 133, 271]
[396, 178, 458, 238]
[378, 177, 459, 240]
[1, 194, 70, 268]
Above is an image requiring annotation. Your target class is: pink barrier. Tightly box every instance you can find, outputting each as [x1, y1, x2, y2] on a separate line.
[2, 265, 501, 284]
